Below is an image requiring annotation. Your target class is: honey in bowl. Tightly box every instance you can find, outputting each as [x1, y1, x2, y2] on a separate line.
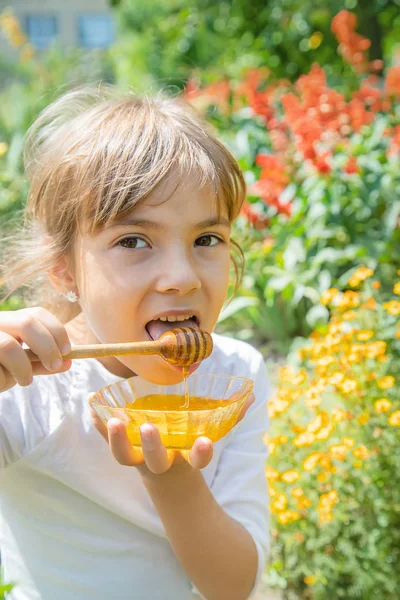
[89, 373, 254, 450]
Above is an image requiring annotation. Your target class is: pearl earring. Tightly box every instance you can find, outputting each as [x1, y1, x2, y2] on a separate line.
[65, 290, 79, 303]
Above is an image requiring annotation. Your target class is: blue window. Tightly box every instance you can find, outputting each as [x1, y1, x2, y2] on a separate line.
[25, 15, 57, 50]
[78, 14, 114, 49]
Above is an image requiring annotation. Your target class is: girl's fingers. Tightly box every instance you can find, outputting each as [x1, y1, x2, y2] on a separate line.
[18, 317, 65, 372]
[107, 418, 144, 466]
[0, 332, 35, 387]
[140, 424, 175, 474]
[30, 359, 72, 377]
[0, 308, 71, 356]
[90, 407, 109, 442]
[181, 436, 213, 469]
[0, 364, 16, 393]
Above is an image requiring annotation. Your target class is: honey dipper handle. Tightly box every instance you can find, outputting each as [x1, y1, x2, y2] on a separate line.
[25, 340, 160, 362]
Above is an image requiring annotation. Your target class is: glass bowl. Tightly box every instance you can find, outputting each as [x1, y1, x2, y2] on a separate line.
[89, 373, 254, 450]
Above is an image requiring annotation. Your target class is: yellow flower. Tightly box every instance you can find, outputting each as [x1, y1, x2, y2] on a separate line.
[353, 445, 370, 460]
[0, 142, 8, 156]
[268, 398, 289, 418]
[321, 288, 339, 306]
[303, 452, 322, 472]
[318, 508, 333, 524]
[353, 460, 363, 469]
[342, 437, 355, 448]
[377, 376, 395, 390]
[393, 282, 400, 295]
[317, 472, 328, 482]
[319, 455, 333, 470]
[265, 466, 280, 482]
[279, 366, 295, 383]
[372, 280, 381, 290]
[332, 408, 347, 422]
[277, 510, 301, 524]
[329, 444, 348, 461]
[291, 487, 304, 498]
[297, 496, 312, 509]
[293, 432, 315, 447]
[304, 575, 317, 585]
[341, 379, 357, 394]
[292, 370, 308, 385]
[374, 398, 392, 413]
[384, 301, 400, 316]
[275, 435, 289, 445]
[389, 411, 400, 426]
[348, 267, 374, 287]
[356, 330, 373, 341]
[365, 341, 386, 358]
[281, 469, 301, 484]
[271, 494, 287, 513]
[342, 310, 358, 321]
[328, 372, 345, 386]
[321, 490, 339, 505]
[306, 412, 328, 434]
[357, 412, 370, 425]
[316, 424, 334, 440]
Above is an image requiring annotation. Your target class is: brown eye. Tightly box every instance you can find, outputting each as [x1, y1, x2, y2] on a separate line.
[195, 235, 221, 247]
[118, 236, 149, 249]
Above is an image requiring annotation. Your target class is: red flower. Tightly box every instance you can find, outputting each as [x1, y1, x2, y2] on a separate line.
[386, 66, 400, 96]
[314, 152, 331, 174]
[241, 201, 270, 229]
[331, 10, 370, 73]
[344, 156, 360, 174]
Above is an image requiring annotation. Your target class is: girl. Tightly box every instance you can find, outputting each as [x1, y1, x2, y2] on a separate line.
[0, 86, 270, 600]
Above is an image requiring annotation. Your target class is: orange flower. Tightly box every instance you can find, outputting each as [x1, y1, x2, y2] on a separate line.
[344, 156, 360, 174]
[386, 65, 400, 96]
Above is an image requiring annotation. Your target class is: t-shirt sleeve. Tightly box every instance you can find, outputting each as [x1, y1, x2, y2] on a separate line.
[0, 377, 66, 470]
[194, 349, 270, 598]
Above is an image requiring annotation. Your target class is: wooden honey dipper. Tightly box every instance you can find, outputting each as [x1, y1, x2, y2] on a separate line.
[25, 327, 213, 368]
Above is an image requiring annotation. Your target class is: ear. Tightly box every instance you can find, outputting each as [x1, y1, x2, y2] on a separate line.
[47, 255, 77, 295]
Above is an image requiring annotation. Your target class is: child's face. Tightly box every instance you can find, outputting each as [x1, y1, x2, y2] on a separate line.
[71, 174, 231, 384]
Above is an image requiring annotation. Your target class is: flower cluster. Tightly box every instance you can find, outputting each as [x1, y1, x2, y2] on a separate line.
[185, 10, 400, 223]
[265, 267, 400, 591]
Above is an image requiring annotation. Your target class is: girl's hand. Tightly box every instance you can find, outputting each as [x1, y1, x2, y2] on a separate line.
[91, 392, 255, 475]
[0, 307, 72, 392]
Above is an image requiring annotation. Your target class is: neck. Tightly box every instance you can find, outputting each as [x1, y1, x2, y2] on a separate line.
[65, 312, 137, 379]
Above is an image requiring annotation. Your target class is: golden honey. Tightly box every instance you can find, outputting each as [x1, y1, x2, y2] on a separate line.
[124, 393, 240, 449]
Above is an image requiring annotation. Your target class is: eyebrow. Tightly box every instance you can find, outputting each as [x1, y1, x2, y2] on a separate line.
[110, 216, 231, 230]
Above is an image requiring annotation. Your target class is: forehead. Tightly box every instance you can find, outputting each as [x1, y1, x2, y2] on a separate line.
[113, 172, 229, 225]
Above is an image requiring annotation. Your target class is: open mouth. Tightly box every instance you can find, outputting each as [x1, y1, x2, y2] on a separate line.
[145, 314, 200, 342]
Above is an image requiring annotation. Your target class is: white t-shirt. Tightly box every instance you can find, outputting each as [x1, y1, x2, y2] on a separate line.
[0, 333, 270, 600]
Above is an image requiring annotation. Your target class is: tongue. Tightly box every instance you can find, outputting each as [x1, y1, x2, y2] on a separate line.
[146, 319, 198, 340]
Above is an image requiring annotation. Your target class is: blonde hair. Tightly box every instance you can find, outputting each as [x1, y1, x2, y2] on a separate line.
[0, 85, 245, 322]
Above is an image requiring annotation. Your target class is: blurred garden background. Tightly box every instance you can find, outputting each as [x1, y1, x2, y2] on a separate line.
[1, 0, 400, 598]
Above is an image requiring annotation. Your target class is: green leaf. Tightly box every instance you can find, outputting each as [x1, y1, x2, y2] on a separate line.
[217, 296, 259, 322]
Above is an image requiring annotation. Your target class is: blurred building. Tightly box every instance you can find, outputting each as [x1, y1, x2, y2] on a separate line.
[0, 0, 114, 55]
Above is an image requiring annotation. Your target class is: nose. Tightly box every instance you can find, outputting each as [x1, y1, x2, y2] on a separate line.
[155, 245, 201, 295]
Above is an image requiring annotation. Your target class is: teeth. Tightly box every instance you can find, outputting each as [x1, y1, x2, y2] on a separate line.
[158, 314, 194, 322]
